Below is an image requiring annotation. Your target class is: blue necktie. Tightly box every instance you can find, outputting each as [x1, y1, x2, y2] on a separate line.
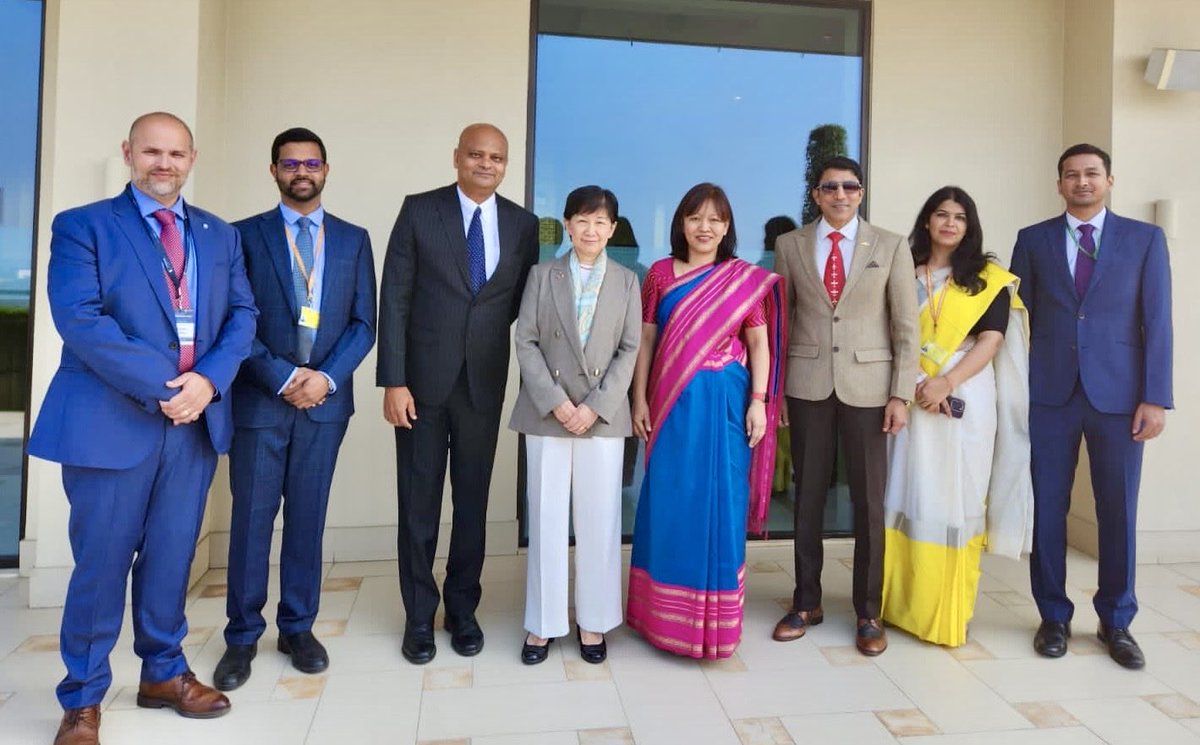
[1074, 223, 1096, 300]
[467, 206, 486, 294]
[294, 216, 316, 363]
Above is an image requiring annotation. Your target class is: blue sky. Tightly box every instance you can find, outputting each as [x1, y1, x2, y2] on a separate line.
[533, 34, 862, 266]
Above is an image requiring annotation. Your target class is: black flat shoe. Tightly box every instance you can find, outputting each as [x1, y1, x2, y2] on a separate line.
[1098, 624, 1145, 670]
[213, 643, 256, 691]
[521, 635, 554, 665]
[402, 622, 437, 665]
[577, 628, 607, 664]
[278, 631, 329, 674]
[1033, 620, 1071, 658]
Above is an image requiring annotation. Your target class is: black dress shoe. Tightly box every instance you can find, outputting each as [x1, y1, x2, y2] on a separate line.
[278, 631, 329, 674]
[1033, 620, 1071, 658]
[577, 628, 607, 664]
[445, 614, 484, 657]
[402, 623, 437, 665]
[213, 643, 256, 691]
[521, 635, 554, 665]
[1098, 624, 1145, 670]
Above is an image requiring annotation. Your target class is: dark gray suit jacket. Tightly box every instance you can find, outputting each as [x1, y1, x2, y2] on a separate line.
[376, 184, 539, 410]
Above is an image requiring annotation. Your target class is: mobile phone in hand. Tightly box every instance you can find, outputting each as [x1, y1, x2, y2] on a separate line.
[947, 396, 965, 419]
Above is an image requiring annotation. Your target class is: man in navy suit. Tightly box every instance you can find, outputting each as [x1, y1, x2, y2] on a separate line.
[28, 112, 257, 745]
[1011, 143, 1173, 670]
[213, 128, 376, 690]
[377, 123, 538, 664]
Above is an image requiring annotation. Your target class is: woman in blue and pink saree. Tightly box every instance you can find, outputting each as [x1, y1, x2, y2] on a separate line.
[627, 183, 786, 659]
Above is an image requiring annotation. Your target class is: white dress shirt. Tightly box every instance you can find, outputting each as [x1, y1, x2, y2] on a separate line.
[1064, 208, 1107, 278]
[457, 186, 501, 280]
[815, 215, 860, 277]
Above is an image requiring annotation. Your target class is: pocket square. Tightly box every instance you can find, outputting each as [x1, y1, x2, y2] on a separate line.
[866, 261, 881, 268]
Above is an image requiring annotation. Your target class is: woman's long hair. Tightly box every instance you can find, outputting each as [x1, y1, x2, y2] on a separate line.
[908, 186, 993, 295]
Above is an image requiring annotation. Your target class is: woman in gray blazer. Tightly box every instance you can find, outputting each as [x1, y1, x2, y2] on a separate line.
[509, 186, 641, 664]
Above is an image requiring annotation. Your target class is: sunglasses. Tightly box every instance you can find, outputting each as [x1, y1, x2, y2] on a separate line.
[816, 181, 863, 194]
[276, 158, 325, 172]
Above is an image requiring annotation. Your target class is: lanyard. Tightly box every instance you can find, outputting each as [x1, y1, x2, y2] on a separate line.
[285, 221, 325, 304]
[1066, 224, 1100, 260]
[923, 266, 950, 331]
[128, 190, 192, 309]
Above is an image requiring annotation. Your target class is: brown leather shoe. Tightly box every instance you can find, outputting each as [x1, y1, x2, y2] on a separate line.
[856, 618, 888, 656]
[137, 671, 231, 719]
[772, 606, 824, 641]
[54, 705, 100, 745]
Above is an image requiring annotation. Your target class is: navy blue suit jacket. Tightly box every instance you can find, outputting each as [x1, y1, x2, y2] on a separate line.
[29, 185, 259, 469]
[1010, 211, 1173, 415]
[230, 208, 376, 427]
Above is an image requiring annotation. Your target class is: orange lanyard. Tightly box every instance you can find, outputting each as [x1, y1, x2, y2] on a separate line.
[923, 266, 950, 331]
[285, 222, 325, 304]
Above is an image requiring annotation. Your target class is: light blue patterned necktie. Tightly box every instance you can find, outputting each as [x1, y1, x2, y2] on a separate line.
[294, 216, 316, 363]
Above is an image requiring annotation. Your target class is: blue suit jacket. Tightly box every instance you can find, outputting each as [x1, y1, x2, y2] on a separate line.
[230, 208, 376, 426]
[1010, 211, 1173, 415]
[29, 185, 259, 469]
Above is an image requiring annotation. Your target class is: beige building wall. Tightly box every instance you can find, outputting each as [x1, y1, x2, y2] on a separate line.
[19, 0, 1200, 607]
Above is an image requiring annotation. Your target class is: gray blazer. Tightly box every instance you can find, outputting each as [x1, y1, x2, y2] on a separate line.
[508, 253, 641, 437]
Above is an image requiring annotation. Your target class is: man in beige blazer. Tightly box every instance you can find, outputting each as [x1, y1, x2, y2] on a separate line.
[772, 156, 919, 656]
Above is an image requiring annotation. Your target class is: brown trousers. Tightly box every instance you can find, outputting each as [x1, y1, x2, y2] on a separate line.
[787, 394, 887, 619]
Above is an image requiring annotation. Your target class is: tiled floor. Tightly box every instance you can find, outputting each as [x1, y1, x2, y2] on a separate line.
[1, 545, 1199, 744]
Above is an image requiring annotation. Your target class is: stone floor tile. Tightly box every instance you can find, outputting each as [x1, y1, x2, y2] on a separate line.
[1164, 631, 1200, 651]
[1143, 693, 1200, 719]
[311, 619, 347, 638]
[820, 645, 872, 666]
[15, 634, 58, 653]
[417, 740, 469, 745]
[475, 734, 579, 745]
[699, 653, 748, 673]
[273, 674, 327, 700]
[779, 712, 898, 744]
[324, 560, 398, 579]
[321, 576, 364, 592]
[1013, 702, 1080, 728]
[962, 656, 1173, 702]
[564, 659, 611, 681]
[875, 708, 940, 737]
[182, 625, 214, 647]
[1061, 696, 1200, 745]
[199, 583, 227, 598]
[733, 716, 795, 744]
[577, 727, 636, 744]
[946, 640, 995, 661]
[418, 680, 624, 740]
[423, 665, 472, 690]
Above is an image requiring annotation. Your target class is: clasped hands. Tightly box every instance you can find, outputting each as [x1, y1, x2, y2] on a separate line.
[553, 399, 599, 436]
[282, 367, 329, 410]
[915, 376, 954, 417]
[159, 372, 216, 425]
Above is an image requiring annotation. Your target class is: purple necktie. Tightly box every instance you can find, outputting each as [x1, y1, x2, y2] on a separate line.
[1074, 223, 1096, 299]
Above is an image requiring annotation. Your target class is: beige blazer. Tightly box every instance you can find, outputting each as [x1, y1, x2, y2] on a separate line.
[508, 254, 641, 437]
[774, 219, 919, 407]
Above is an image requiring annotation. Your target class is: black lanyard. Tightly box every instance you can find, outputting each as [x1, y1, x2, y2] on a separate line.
[127, 189, 194, 306]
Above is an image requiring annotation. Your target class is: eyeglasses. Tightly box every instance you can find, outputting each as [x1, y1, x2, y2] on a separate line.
[276, 158, 325, 172]
[816, 181, 863, 194]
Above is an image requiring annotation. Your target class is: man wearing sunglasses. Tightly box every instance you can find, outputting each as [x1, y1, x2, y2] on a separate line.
[213, 127, 377, 689]
[772, 155, 919, 656]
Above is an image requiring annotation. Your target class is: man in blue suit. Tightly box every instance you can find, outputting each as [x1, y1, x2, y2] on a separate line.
[28, 112, 257, 745]
[212, 128, 376, 690]
[1011, 143, 1173, 670]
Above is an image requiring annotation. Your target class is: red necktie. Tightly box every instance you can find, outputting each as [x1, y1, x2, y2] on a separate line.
[824, 231, 846, 305]
[152, 209, 194, 372]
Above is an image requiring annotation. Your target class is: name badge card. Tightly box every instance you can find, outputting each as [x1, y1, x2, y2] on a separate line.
[175, 308, 196, 346]
[299, 305, 321, 330]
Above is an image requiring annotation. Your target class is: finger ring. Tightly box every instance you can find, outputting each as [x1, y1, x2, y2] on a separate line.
[183, 409, 190, 416]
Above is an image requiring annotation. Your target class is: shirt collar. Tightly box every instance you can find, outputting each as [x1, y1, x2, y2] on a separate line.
[130, 183, 185, 221]
[817, 215, 859, 243]
[457, 185, 497, 215]
[279, 202, 325, 227]
[1065, 207, 1107, 234]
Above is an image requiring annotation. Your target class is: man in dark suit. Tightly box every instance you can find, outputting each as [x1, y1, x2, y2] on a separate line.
[28, 112, 257, 745]
[1011, 143, 1172, 670]
[212, 128, 376, 690]
[377, 123, 538, 664]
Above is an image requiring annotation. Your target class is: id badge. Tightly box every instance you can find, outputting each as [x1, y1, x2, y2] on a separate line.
[175, 308, 196, 346]
[298, 305, 321, 330]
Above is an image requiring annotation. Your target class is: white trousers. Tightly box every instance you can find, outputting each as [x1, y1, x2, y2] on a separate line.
[524, 434, 624, 638]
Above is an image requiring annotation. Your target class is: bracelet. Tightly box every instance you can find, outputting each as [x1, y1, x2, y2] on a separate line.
[750, 391, 767, 403]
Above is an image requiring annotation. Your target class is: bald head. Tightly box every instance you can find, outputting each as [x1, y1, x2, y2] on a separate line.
[128, 111, 194, 150]
[453, 123, 509, 202]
